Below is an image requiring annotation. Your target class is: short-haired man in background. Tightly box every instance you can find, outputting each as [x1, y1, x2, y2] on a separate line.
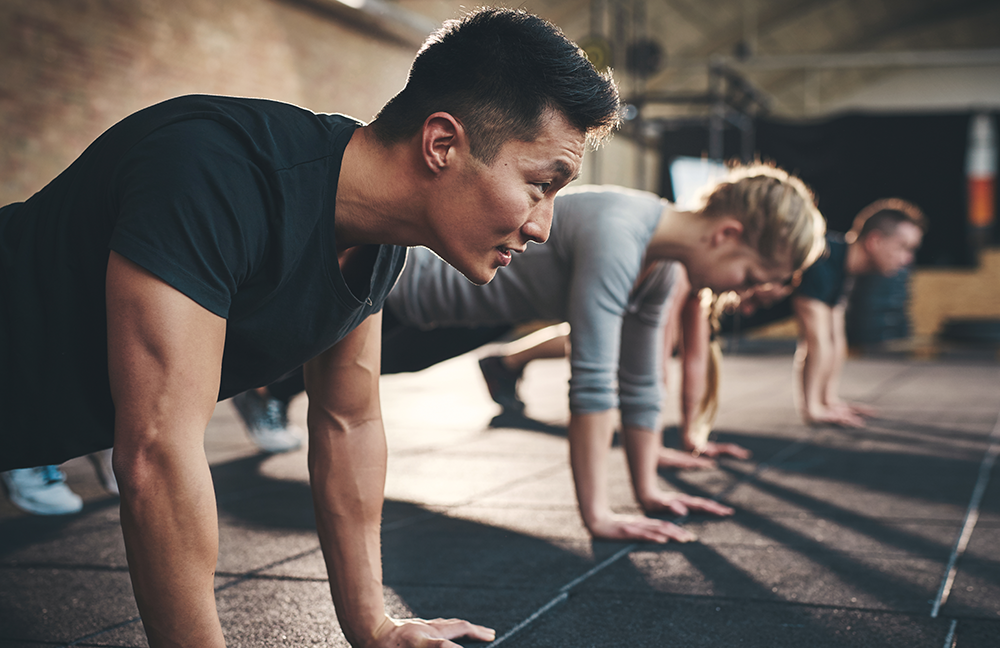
[793, 199, 927, 427]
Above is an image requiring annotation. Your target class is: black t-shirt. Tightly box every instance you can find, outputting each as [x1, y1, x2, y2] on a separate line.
[795, 233, 851, 307]
[1, 95, 406, 468]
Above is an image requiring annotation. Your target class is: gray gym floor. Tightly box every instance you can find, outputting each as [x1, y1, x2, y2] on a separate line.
[2, 346, 998, 647]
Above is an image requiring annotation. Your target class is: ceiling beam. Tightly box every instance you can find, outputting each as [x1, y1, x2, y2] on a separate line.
[280, 0, 438, 48]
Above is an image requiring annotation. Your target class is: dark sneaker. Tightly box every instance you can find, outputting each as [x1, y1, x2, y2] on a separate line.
[478, 356, 526, 413]
[231, 391, 304, 454]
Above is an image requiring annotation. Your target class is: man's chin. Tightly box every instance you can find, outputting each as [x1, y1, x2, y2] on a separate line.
[459, 265, 497, 286]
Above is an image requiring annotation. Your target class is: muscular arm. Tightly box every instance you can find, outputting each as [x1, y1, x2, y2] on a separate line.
[106, 252, 228, 647]
[826, 303, 849, 407]
[792, 296, 862, 427]
[304, 311, 493, 647]
[304, 312, 389, 646]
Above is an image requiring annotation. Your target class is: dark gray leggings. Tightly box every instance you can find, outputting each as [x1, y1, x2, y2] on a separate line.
[266, 307, 511, 405]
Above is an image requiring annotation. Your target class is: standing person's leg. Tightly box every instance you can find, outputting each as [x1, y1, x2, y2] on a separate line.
[478, 323, 570, 412]
[231, 369, 306, 453]
[380, 305, 511, 374]
[233, 307, 513, 446]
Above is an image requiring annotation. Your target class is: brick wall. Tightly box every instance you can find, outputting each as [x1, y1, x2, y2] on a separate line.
[911, 247, 1000, 339]
[0, 0, 418, 205]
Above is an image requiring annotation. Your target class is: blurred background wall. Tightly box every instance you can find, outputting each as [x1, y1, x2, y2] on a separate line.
[2, 0, 1000, 351]
[0, 0, 421, 204]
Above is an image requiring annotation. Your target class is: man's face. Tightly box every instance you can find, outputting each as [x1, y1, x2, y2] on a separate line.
[426, 109, 585, 285]
[867, 221, 923, 277]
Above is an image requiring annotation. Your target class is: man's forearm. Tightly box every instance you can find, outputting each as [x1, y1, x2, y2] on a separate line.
[797, 340, 826, 415]
[308, 415, 389, 648]
[825, 305, 849, 406]
[116, 438, 225, 647]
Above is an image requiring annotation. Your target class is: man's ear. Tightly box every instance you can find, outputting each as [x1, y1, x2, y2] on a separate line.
[861, 230, 884, 256]
[711, 217, 744, 247]
[421, 112, 464, 174]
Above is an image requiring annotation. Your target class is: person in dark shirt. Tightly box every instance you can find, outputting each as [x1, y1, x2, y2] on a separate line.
[0, 8, 620, 647]
[792, 199, 926, 427]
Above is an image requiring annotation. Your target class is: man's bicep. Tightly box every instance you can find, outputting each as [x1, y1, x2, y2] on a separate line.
[105, 251, 226, 441]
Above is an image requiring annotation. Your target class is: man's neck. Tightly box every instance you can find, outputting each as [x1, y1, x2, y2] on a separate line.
[334, 126, 426, 251]
[844, 240, 871, 275]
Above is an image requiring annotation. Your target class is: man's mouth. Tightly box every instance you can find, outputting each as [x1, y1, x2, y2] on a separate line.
[496, 246, 516, 266]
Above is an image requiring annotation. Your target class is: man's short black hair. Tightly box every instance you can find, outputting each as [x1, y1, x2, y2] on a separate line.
[370, 7, 620, 163]
[849, 198, 928, 242]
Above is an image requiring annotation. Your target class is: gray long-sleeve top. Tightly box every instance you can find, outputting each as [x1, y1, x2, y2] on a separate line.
[387, 185, 680, 430]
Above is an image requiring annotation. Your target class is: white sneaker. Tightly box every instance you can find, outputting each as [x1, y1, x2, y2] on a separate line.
[88, 448, 119, 495]
[231, 391, 304, 454]
[2, 466, 84, 515]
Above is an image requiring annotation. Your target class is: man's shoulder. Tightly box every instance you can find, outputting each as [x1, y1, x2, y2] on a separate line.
[795, 233, 848, 305]
[118, 95, 360, 160]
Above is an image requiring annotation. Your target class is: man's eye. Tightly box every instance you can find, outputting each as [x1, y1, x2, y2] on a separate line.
[535, 182, 551, 193]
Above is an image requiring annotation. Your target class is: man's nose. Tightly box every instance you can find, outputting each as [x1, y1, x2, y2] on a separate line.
[522, 200, 554, 244]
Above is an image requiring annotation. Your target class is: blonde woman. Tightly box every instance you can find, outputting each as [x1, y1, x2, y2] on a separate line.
[379, 164, 824, 544]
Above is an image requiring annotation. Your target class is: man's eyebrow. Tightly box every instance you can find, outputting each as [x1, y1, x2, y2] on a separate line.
[550, 159, 579, 183]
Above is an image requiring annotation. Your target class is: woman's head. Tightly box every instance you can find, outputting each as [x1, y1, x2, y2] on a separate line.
[694, 163, 826, 278]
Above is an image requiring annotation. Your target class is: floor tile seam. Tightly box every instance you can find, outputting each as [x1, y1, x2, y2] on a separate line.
[213, 570, 327, 583]
[0, 562, 129, 573]
[213, 545, 324, 594]
[719, 514, 970, 524]
[481, 544, 640, 646]
[52, 613, 143, 648]
[681, 542, 968, 559]
[552, 588, 951, 618]
[931, 408, 1000, 618]
[384, 581, 554, 593]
